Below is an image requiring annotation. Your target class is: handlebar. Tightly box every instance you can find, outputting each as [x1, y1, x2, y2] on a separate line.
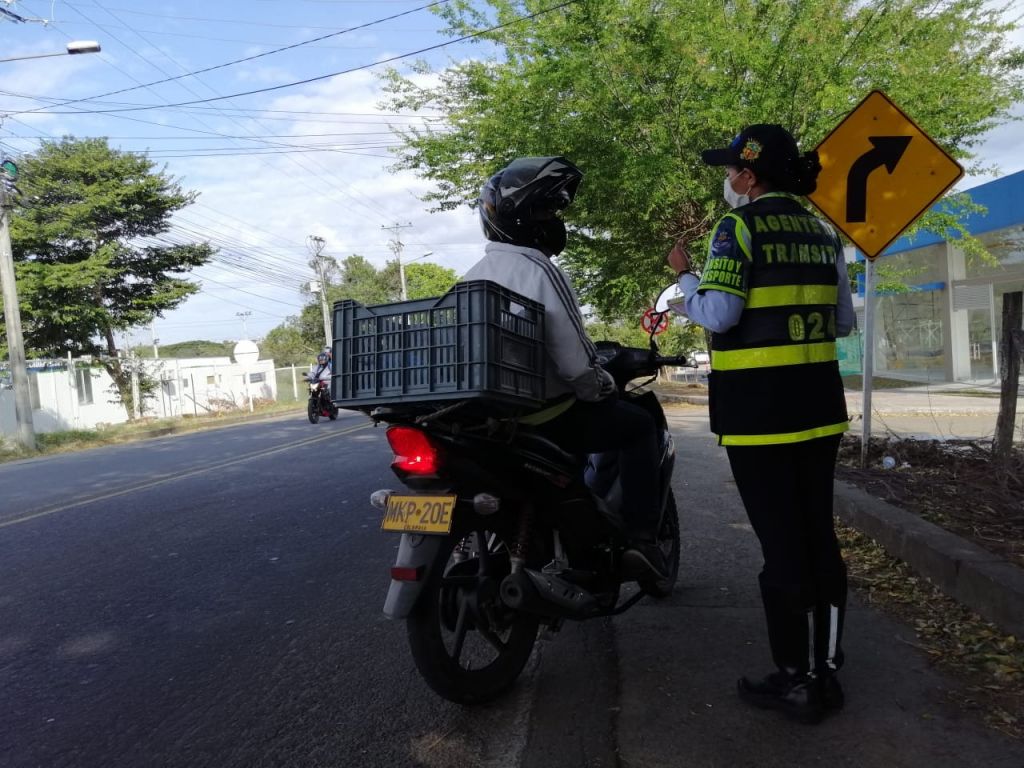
[654, 355, 690, 367]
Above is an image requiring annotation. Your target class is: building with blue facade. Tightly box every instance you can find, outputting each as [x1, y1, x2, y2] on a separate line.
[854, 170, 1024, 383]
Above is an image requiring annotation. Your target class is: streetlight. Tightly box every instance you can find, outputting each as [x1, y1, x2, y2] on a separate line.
[0, 41, 101, 64]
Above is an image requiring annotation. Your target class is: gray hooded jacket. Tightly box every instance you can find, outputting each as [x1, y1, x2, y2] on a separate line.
[462, 242, 613, 403]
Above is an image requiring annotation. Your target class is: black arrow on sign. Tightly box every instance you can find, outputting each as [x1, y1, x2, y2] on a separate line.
[845, 136, 912, 222]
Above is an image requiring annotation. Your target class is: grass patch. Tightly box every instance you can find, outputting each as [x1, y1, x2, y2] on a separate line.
[838, 520, 1024, 739]
[0, 400, 304, 464]
[653, 380, 708, 395]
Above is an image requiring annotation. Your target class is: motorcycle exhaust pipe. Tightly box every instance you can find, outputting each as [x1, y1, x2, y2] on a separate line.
[500, 569, 599, 620]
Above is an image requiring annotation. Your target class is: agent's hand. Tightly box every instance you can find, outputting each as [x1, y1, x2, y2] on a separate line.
[667, 240, 692, 275]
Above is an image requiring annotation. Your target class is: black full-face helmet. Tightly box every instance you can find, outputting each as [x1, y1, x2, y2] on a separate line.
[478, 156, 582, 255]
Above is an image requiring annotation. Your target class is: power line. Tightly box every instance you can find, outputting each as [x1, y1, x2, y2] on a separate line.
[15, 1, 580, 115]
[19, 0, 452, 114]
[53, 3, 428, 29]
[86, 0, 426, 231]
[1, 89, 440, 120]
[27, 1, 399, 225]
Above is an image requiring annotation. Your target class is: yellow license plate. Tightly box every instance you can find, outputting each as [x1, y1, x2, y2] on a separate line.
[382, 495, 456, 535]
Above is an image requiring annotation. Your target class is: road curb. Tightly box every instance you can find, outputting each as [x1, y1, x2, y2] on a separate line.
[834, 481, 1024, 639]
[656, 393, 710, 406]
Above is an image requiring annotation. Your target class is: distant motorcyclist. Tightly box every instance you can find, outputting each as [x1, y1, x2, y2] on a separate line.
[307, 351, 332, 384]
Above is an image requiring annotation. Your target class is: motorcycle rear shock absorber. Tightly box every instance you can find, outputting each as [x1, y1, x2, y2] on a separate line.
[510, 502, 534, 574]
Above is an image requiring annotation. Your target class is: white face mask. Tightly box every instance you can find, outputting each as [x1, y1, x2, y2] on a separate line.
[723, 173, 750, 209]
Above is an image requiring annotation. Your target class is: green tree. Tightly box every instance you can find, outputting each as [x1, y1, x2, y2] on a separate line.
[404, 261, 460, 299]
[261, 319, 316, 367]
[587, 317, 705, 359]
[134, 340, 235, 359]
[383, 0, 1023, 318]
[274, 255, 460, 351]
[6, 137, 214, 418]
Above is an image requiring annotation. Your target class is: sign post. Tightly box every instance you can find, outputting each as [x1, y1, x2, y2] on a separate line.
[807, 90, 964, 466]
[860, 260, 876, 467]
[232, 340, 260, 414]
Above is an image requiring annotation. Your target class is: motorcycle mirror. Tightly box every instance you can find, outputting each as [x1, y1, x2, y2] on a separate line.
[654, 283, 686, 315]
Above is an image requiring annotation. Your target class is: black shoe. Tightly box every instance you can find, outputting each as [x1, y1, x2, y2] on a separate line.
[622, 540, 669, 581]
[737, 670, 825, 724]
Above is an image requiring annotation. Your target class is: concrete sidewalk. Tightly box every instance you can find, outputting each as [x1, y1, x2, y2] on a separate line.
[608, 404, 1024, 767]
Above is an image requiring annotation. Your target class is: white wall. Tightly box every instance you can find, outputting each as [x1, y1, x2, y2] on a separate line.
[1, 356, 278, 436]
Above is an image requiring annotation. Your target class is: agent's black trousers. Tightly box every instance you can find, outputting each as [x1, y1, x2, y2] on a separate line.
[726, 434, 847, 676]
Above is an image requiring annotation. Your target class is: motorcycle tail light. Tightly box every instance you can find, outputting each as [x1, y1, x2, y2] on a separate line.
[386, 426, 440, 475]
[390, 565, 425, 582]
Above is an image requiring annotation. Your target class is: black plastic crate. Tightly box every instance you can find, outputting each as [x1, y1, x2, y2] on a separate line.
[332, 280, 546, 410]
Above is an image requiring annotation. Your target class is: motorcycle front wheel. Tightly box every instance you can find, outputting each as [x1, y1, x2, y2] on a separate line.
[638, 489, 680, 598]
[307, 398, 320, 424]
[407, 529, 539, 705]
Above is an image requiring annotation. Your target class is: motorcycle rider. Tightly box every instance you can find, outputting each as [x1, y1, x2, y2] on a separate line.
[462, 156, 668, 581]
[308, 351, 332, 384]
[306, 351, 332, 408]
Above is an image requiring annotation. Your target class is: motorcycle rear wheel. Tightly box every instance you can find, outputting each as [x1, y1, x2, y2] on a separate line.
[307, 398, 320, 424]
[407, 529, 539, 705]
[638, 489, 680, 598]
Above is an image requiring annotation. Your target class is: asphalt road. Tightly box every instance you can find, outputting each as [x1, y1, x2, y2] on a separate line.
[0, 413, 567, 768]
[3, 409, 1022, 768]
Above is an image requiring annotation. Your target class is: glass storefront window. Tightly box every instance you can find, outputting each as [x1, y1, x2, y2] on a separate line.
[966, 224, 1024, 279]
[874, 289, 945, 380]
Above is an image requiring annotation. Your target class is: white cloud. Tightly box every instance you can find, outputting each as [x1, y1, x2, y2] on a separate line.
[153, 67, 482, 346]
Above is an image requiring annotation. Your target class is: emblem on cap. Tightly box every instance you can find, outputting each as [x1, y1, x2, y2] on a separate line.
[739, 139, 762, 162]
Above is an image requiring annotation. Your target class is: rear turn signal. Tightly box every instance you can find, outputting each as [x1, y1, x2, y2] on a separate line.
[386, 426, 440, 475]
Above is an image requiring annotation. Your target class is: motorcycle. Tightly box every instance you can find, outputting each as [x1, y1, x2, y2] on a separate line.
[305, 377, 338, 423]
[368, 303, 687, 704]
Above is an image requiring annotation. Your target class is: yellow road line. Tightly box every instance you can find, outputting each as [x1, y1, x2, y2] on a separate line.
[0, 422, 374, 529]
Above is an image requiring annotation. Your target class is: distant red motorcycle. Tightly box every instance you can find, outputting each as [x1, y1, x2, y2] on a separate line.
[305, 378, 338, 423]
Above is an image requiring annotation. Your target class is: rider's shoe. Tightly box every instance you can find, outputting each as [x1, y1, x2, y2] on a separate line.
[622, 540, 669, 581]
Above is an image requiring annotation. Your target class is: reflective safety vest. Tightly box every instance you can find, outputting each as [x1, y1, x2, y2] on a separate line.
[707, 194, 849, 446]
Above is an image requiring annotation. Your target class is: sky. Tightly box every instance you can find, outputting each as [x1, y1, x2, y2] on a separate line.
[1, 0, 1022, 351]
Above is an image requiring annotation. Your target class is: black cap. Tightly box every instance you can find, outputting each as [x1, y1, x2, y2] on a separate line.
[701, 124, 800, 179]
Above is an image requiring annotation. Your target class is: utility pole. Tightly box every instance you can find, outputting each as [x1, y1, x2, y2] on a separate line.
[307, 235, 332, 350]
[383, 222, 413, 300]
[235, 311, 252, 340]
[150, 321, 159, 359]
[0, 161, 36, 450]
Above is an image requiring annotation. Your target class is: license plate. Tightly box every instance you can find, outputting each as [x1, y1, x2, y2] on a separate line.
[382, 495, 456, 535]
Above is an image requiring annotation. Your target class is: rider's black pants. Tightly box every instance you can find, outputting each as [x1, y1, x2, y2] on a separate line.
[725, 434, 847, 677]
[536, 396, 660, 540]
